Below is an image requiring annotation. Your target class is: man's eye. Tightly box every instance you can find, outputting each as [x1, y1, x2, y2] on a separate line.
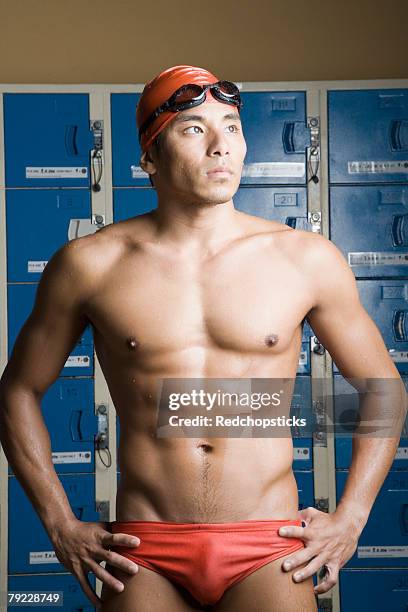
[226, 124, 239, 133]
[184, 126, 203, 134]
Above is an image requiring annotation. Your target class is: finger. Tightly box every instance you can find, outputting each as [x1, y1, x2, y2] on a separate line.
[74, 563, 103, 607]
[292, 555, 327, 583]
[96, 548, 139, 574]
[314, 565, 339, 594]
[103, 532, 140, 548]
[281, 549, 317, 572]
[278, 526, 307, 539]
[86, 557, 134, 591]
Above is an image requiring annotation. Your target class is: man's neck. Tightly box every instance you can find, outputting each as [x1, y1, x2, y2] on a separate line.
[150, 199, 245, 253]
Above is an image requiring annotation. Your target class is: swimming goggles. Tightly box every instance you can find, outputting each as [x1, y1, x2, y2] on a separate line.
[138, 80, 243, 140]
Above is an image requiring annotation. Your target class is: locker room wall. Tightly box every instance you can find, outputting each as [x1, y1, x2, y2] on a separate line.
[0, 0, 407, 84]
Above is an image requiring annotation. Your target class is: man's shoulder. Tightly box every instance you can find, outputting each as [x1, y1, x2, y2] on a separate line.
[62, 212, 154, 270]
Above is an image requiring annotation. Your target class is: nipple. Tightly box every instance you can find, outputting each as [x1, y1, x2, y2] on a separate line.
[127, 336, 139, 350]
[265, 334, 279, 347]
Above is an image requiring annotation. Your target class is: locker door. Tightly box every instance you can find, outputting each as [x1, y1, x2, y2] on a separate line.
[234, 185, 309, 229]
[294, 470, 314, 510]
[7, 284, 94, 377]
[240, 91, 309, 186]
[6, 189, 91, 282]
[336, 470, 408, 568]
[328, 89, 408, 185]
[4, 93, 92, 188]
[329, 185, 408, 278]
[8, 474, 99, 574]
[332, 280, 408, 375]
[334, 374, 408, 471]
[111, 93, 151, 187]
[113, 187, 157, 222]
[7, 378, 97, 475]
[339, 569, 408, 612]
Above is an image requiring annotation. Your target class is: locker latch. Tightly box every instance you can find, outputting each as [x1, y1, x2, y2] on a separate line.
[313, 398, 327, 447]
[68, 215, 105, 240]
[315, 497, 329, 513]
[316, 597, 332, 610]
[90, 120, 104, 151]
[307, 116, 320, 184]
[96, 404, 109, 450]
[311, 334, 325, 355]
[96, 500, 110, 522]
[308, 211, 321, 233]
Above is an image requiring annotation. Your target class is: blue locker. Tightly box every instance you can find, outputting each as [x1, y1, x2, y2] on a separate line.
[334, 374, 408, 470]
[332, 280, 408, 375]
[7, 284, 94, 377]
[7, 378, 96, 475]
[8, 573, 96, 611]
[339, 569, 408, 611]
[113, 187, 157, 222]
[4, 94, 92, 188]
[239, 92, 309, 185]
[6, 189, 92, 282]
[111, 93, 151, 187]
[294, 470, 315, 510]
[330, 185, 408, 278]
[336, 470, 408, 568]
[8, 474, 99, 574]
[328, 89, 408, 185]
[234, 186, 309, 229]
[292, 375, 313, 471]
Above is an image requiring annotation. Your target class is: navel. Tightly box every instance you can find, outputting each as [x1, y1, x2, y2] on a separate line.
[197, 442, 214, 454]
[126, 336, 139, 350]
[265, 334, 279, 347]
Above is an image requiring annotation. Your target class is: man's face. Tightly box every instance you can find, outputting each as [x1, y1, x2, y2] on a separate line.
[145, 99, 247, 205]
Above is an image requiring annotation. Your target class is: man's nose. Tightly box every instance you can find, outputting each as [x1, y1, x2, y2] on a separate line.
[207, 131, 230, 156]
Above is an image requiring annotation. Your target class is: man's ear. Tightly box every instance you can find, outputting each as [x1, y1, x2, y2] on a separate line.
[140, 149, 157, 177]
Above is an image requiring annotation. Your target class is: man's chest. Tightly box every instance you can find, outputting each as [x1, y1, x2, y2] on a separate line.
[86, 248, 314, 359]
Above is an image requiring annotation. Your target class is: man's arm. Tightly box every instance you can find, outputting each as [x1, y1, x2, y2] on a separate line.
[0, 237, 141, 606]
[304, 232, 407, 527]
[0, 240, 92, 534]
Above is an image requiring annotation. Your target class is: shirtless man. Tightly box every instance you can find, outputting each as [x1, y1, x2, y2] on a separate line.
[0, 65, 405, 611]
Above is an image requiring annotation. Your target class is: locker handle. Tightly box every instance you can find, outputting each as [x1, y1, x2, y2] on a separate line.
[390, 120, 408, 152]
[391, 214, 406, 246]
[69, 410, 83, 441]
[400, 503, 408, 535]
[393, 310, 408, 341]
[65, 125, 79, 157]
[282, 122, 295, 153]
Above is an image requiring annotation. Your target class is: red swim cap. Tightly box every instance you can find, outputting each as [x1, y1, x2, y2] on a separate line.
[136, 65, 220, 153]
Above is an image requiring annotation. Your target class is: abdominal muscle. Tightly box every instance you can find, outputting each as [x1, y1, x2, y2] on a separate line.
[116, 430, 300, 523]
[110, 354, 302, 524]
